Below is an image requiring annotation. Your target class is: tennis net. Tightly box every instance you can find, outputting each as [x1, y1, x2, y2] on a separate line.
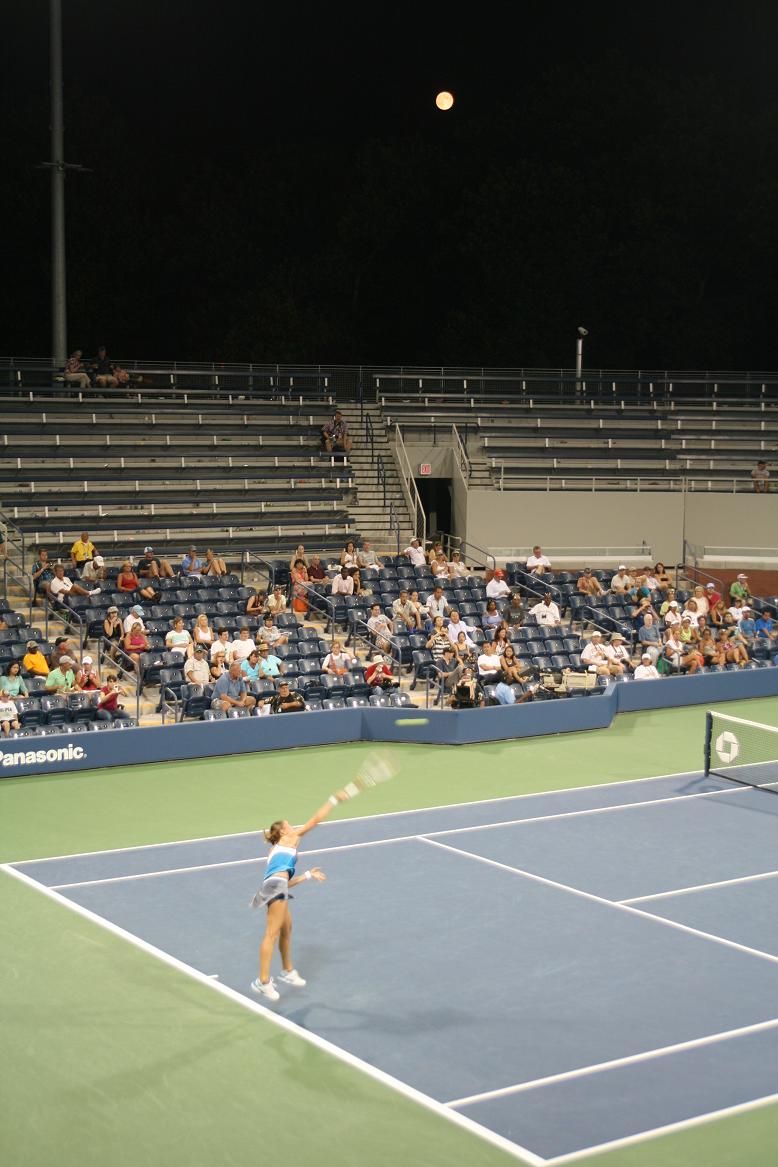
[704, 710, 778, 793]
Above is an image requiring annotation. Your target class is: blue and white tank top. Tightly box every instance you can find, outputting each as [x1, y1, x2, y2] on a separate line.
[264, 843, 297, 882]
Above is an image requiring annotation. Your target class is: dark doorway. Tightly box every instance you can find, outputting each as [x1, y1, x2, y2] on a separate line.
[415, 477, 452, 541]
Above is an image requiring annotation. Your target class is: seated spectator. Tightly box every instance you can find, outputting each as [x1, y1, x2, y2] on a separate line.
[138, 546, 175, 580]
[610, 565, 632, 594]
[51, 637, 76, 670]
[266, 584, 288, 615]
[431, 551, 450, 581]
[212, 662, 257, 713]
[75, 655, 100, 691]
[425, 585, 449, 625]
[288, 545, 308, 571]
[662, 629, 701, 674]
[322, 641, 355, 675]
[678, 617, 700, 654]
[501, 644, 529, 684]
[290, 559, 310, 614]
[447, 609, 475, 647]
[503, 593, 525, 627]
[699, 628, 726, 667]
[403, 537, 426, 567]
[663, 600, 682, 628]
[32, 547, 55, 597]
[64, 349, 91, 389]
[393, 589, 421, 632]
[81, 554, 107, 585]
[262, 680, 305, 713]
[447, 549, 468, 578]
[726, 598, 745, 625]
[705, 581, 721, 607]
[755, 608, 776, 639]
[49, 563, 100, 602]
[0, 661, 28, 700]
[230, 626, 257, 663]
[96, 675, 130, 721]
[738, 607, 757, 640]
[708, 599, 727, 629]
[486, 569, 510, 599]
[529, 592, 561, 627]
[331, 566, 354, 596]
[492, 627, 510, 655]
[181, 546, 203, 577]
[45, 655, 77, 692]
[340, 540, 358, 570]
[123, 622, 149, 669]
[91, 345, 118, 387]
[321, 410, 352, 453]
[408, 590, 428, 625]
[454, 630, 479, 672]
[729, 573, 751, 603]
[210, 650, 227, 681]
[260, 614, 288, 648]
[257, 643, 284, 683]
[367, 602, 393, 651]
[719, 627, 749, 667]
[246, 589, 267, 616]
[426, 616, 451, 662]
[577, 567, 603, 596]
[691, 585, 709, 616]
[118, 560, 157, 601]
[477, 642, 503, 684]
[450, 666, 484, 708]
[166, 616, 193, 658]
[185, 644, 212, 686]
[211, 628, 233, 660]
[483, 599, 503, 629]
[605, 632, 632, 673]
[526, 545, 552, 576]
[436, 644, 461, 693]
[634, 652, 660, 680]
[0, 697, 20, 735]
[70, 531, 98, 573]
[365, 654, 398, 689]
[357, 540, 383, 570]
[653, 563, 671, 592]
[752, 460, 770, 493]
[203, 548, 228, 577]
[307, 554, 326, 582]
[630, 589, 655, 628]
[581, 631, 619, 676]
[658, 588, 677, 617]
[237, 649, 262, 684]
[427, 541, 445, 566]
[193, 613, 215, 647]
[23, 639, 49, 676]
[637, 613, 661, 664]
[680, 598, 701, 627]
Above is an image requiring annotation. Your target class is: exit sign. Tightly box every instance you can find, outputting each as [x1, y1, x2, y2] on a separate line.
[419, 462, 432, 476]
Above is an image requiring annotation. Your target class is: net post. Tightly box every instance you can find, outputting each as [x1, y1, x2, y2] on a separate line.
[704, 710, 712, 776]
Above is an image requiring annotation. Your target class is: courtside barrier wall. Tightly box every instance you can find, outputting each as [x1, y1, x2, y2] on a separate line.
[2, 670, 777, 779]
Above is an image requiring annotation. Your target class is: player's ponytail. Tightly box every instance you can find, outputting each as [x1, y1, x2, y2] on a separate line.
[264, 821, 284, 845]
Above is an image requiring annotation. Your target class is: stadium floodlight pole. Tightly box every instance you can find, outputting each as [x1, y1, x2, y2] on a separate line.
[575, 326, 588, 393]
[49, 0, 67, 366]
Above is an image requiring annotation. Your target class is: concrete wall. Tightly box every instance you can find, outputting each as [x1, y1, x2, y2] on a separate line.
[465, 489, 778, 564]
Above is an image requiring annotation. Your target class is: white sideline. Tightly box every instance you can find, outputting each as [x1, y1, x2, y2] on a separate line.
[0, 862, 545, 1167]
[446, 1016, 778, 1108]
[621, 867, 778, 905]
[418, 837, 778, 966]
[44, 780, 759, 891]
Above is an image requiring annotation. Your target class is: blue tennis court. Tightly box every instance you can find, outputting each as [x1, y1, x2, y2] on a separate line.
[8, 770, 778, 1163]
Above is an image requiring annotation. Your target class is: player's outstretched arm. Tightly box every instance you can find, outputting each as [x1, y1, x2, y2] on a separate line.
[288, 867, 327, 887]
[296, 793, 347, 837]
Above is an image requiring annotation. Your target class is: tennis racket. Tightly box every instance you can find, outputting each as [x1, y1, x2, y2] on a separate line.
[342, 750, 399, 800]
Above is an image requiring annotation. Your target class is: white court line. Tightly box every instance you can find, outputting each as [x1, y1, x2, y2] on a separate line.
[9, 766, 712, 866]
[622, 868, 778, 905]
[0, 862, 545, 1167]
[544, 1090, 778, 1165]
[446, 1016, 778, 1108]
[45, 781, 759, 891]
[418, 837, 778, 966]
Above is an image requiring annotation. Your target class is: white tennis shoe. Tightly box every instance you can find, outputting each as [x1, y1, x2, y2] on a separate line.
[278, 969, 306, 987]
[250, 978, 280, 1001]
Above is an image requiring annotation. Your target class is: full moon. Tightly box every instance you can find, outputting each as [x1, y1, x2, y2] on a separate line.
[435, 91, 454, 111]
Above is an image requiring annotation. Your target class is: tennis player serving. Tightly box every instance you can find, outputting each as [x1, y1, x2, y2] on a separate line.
[250, 790, 348, 1001]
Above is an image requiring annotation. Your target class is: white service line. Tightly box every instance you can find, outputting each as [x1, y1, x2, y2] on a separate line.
[418, 837, 778, 966]
[446, 1015, 778, 1108]
[0, 862, 546, 1167]
[543, 1089, 778, 1165]
[621, 867, 778, 905]
[44, 780, 758, 890]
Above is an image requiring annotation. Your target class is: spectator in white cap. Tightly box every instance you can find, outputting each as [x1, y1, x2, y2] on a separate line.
[663, 600, 681, 628]
[634, 653, 660, 680]
[581, 630, 620, 676]
[605, 631, 632, 673]
[705, 580, 722, 606]
[123, 603, 146, 636]
[403, 537, 426, 567]
[75, 655, 100, 691]
[738, 606, 757, 641]
[610, 565, 633, 594]
[729, 573, 751, 603]
[138, 545, 175, 580]
[81, 554, 107, 584]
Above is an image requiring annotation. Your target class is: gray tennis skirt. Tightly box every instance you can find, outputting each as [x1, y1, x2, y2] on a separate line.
[250, 875, 293, 909]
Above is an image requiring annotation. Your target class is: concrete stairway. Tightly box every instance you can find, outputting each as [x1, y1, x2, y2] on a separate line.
[336, 404, 416, 549]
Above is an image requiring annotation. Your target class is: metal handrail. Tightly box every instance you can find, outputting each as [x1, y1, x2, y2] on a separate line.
[680, 540, 724, 594]
[0, 512, 29, 571]
[44, 597, 87, 654]
[159, 682, 182, 725]
[3, 554, 34, 625]
[492, 470, 768, 494]
[95, 633, 142, 720]
[241, 550, 276, 590]
[393, 424, 426, 547]
[347, 613, 404, 671]
[388, 501, 401, 557]
[436, 533, 496, 575]
[451, 424, 470, 485]
[294, 576, 337, 638]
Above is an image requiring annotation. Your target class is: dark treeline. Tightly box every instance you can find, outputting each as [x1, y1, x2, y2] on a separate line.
[4, 59, 778, 369]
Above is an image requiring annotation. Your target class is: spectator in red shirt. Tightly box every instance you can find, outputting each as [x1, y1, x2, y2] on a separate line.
[117, 560, 157, 601]
[364, 654, 399, 689]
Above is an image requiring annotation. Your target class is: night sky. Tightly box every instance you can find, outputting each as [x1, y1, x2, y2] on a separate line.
[5, 1, 778, 368]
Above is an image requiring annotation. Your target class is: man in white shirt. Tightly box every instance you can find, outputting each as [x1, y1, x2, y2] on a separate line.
[426, 586, 449, 622]
[357, 540, 383, 569]
[184, 644, 211, 686]
[123, 604, 147, 635]
[529, 592, 561, 626]
[367, 602, 393, 650]
[610, 566, 632, 594]
[266, 585, 287, 615]
[486, 570, 511, 599]
[447, 609, 476, 648]
[230, 627, 257, 663]
[49, 563, 100, 600]
[476, 645, 503, 683]
[392, 589, 421, 631]
[404, 538, 426, 567]
[526, 546, 551, 575]
[331, 567, 354, 595]
[581, 631, 616, 675]
[634, 652, 660, 680]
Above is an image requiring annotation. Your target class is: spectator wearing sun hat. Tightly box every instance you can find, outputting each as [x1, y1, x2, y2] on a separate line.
[729, 573, 751, 603]
[634, 653, 660, 680]
[605, 631, 633, 673]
